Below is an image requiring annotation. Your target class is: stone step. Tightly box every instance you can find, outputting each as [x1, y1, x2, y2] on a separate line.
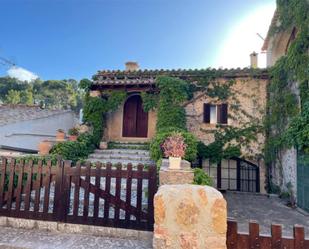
[86, 158, 154, 166]
[94, 149, 150, 156]
[89, 153, 151, 161]
[108, 142, 149, 150]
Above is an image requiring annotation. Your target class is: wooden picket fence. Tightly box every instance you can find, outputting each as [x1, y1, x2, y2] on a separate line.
[0, 157, 157, 231]
[227, 220, 309, 249]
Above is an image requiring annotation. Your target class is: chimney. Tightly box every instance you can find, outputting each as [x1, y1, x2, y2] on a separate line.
[250, 52, 258, 68]
[125, 61, 139, 72]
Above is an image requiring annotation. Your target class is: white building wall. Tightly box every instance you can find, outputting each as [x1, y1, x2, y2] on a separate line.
[0, 111, 76, 151]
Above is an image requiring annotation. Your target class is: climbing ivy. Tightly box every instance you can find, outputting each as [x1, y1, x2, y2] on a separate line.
[83, 90, 127, 145]
[145, 72, 264, 164]
[264, 0, 309, 191]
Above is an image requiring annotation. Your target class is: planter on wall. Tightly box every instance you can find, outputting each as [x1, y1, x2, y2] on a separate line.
[38, 140, 53, 155]
[168, 156, 182, 170]
[56, 130, 66, 141]
[68, 135, 78, 141]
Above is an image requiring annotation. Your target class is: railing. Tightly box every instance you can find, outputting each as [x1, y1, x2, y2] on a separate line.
[0, 157, 157, 231]
[227, 220, 309, 248]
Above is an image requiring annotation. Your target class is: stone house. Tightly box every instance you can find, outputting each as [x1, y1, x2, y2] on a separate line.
[0, 104, 76, 156]
[90, 62, 268, 192]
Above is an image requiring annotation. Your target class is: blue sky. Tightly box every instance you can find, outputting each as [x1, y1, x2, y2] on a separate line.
[0, 0, 276, 81]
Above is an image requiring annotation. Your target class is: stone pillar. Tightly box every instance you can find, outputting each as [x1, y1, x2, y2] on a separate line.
[159, 159, 194, 186]
[153, 184, 227, 249]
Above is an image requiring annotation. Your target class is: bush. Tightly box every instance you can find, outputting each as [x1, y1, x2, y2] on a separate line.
[50, 133, 95, 163]
[193, 168, 213, 186]
[150, 129, 198, 162]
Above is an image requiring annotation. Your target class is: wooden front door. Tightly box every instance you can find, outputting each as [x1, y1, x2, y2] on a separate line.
[123, 95, 148, 137]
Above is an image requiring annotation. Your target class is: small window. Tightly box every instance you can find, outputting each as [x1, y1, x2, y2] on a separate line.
[204, 103, 228, 124]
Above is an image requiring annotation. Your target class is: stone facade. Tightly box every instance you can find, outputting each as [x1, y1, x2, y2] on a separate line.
[153, 184, 227, 249]
[262, 16, 306, 194]
[272, 148, 298, 194]
[102, 76, 267, 191]
[185, 77, 267, 163]
[104, 77, 267, 160]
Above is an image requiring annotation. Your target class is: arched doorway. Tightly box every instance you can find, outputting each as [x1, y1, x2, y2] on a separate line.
[122, 95, 148, 137]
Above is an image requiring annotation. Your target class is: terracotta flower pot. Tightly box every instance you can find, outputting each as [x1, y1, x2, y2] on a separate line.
[169, 156, 182, 170]
[99, 141, 108, 150]
[68, 135, 78, 141]
[38, 141, 52, 155]
[56, 130, 66, 141]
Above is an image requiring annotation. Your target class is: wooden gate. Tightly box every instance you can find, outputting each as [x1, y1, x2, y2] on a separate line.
[0, 158, 157, 231]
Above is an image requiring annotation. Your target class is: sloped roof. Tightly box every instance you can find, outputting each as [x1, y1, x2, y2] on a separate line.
[0, 105, 71, 126]
[92, 67, 268, 87]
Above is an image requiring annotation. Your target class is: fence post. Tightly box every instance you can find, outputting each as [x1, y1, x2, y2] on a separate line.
[294, 225, 305, 249]
[227, 220, 238, 249]
[62, 160, 72, 223]
[148, 165, 157, 230]
[54, 159, 65, 222]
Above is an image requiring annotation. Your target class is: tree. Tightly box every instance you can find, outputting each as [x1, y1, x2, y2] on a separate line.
[20, 89, 34, 105]
[5, 90, 21, 104]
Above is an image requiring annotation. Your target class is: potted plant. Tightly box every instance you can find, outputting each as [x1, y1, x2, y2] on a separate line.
[38, 140, 53, 155]
[68, 127, 79, 141]
[162, 132, 187, 170]
[56, 129, 66, 141]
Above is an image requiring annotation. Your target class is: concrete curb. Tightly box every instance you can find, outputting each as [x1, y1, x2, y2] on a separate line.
[0, 216, 153, 242]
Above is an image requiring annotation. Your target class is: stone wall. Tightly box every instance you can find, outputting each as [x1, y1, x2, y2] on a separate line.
[153, 184, 227, 249]
[184, 77, 267, 163]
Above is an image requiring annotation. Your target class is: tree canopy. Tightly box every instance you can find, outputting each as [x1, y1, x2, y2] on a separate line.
[0, 77, 83, 112]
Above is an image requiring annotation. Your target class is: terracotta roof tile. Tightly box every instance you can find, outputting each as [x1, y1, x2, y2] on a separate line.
[92, 67, 268, 87]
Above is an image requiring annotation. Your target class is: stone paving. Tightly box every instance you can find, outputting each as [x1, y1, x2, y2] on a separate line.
[0, 226, 152, 249]
[224, 191, 309, 237]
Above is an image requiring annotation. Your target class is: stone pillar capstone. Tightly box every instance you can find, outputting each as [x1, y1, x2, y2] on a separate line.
[153, 184, 227, 249]
[159, 159, 194, 186]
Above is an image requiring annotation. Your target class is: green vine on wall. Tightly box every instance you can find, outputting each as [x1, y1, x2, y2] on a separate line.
[143, 73, 264, 164]
[265, 0, 309, 190]
[80, 79, 127, 146]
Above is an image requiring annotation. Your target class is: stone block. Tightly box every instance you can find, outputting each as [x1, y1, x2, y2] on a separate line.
[7, 218, 35, 230]
[159, 160, 194, 185]
[36, 220, 58, 232]
[0, 216, 7, 226]
[153, 184, 227, 249]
